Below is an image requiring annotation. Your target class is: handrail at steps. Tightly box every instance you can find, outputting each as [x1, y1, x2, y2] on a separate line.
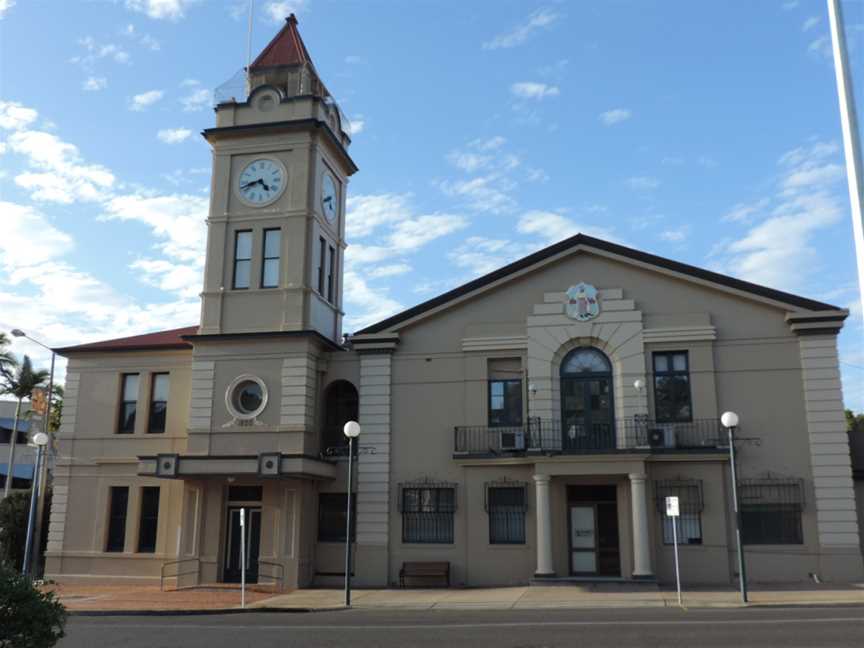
[160, 557, 200, 592]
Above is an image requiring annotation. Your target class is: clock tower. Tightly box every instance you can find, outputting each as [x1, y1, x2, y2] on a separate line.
[198, 14, 357, 343]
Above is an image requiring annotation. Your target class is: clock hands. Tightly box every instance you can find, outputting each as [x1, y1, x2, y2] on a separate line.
[241, 178, 271, 192]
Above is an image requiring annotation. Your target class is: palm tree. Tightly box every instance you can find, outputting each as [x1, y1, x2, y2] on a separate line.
[0, 332, 16, 373]
[1, 355, 49, 498]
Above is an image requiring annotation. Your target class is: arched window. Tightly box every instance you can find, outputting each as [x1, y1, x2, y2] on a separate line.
[322, 380, 359, 451]
[560, 347, 612, 376]
[559, 347, 615, 450]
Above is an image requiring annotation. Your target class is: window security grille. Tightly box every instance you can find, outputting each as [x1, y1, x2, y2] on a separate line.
[485, 480, 528, 545]
[399, 480, 457, 544]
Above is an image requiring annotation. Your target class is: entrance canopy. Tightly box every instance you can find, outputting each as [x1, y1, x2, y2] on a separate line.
[137, 453, 336, 480]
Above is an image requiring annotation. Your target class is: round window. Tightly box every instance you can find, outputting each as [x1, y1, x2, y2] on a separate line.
[225, 375, 268, 421]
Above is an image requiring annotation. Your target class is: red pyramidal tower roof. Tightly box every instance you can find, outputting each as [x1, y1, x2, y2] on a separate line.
[249, 14, 316, 70]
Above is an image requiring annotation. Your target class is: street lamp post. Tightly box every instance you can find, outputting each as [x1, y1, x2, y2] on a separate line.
[343, 420, 361, 607]
[721, 410, 748, 604]
[22, 432, 48, 578]
[11, 329, 56, 578]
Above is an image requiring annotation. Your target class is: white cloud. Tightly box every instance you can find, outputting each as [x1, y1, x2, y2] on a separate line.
[157, 128, 193, 144]
[71, 37, 131, 71]
[483, 8, 560, 50]
[715, 140, 845, 290]
[346, 193, 413, 239]
[346, 115, 365, 136]
[130, 89, 164, 111]
[449, 236, 539, 277]
[101, 192, 208, 263]
[783, 1, 800, 9]
[659, 226, 690, 243]
[342, 270, 402, 332]
[125, 0, 196, 21]
[447, 151, 491, 173]
[0, 202, 73, 271]
[472, 136, 506, 151]
[599, 108, 632, 125]
[517, 210, 620, 245]
[180, 87, 212, 112]
[510, 82, 559, 100]
[627, 176, 660, 191]
[83, 76, 108, 91]
[0, 101, 38, 130]
[722, 197, 770, 223]
[366, 264, 412, 279]
[808, 35, 832, 59]
[0, 0, 15, 19]
[439, 174, 517, 214]
[8, 130, 115, 203]
[344, 194, 468, 279]
[344, 55, 364, 65]
[264, 0, 307, 23]
[802, 16, 820, 32]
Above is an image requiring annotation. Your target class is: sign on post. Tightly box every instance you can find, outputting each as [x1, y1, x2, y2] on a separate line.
[240, 508, 246, 609]
[665, 496, 682, 607]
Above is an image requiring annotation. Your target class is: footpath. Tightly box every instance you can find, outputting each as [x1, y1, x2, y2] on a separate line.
[45, 581, 864, 615]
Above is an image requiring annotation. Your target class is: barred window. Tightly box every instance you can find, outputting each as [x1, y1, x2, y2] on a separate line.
[486, 485, 526, 544]
[655, 479, 703, 545]
[401, 485, 456, 544]
[739, 478, 804, 545]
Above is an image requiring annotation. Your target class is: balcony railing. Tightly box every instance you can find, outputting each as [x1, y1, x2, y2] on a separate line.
[453, 417, 727, 457]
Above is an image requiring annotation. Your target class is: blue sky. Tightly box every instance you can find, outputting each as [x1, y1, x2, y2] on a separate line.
[1, 0, 863, 411]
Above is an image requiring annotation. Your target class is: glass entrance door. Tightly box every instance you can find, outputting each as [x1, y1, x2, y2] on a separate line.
[567, 485, 621, 577]
[569, 505, 597, 574]
[223, 507, 261, 583]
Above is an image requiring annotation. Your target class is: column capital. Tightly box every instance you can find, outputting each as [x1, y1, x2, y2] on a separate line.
[628, 473, 647, 483]
[533, 474, 551, 485]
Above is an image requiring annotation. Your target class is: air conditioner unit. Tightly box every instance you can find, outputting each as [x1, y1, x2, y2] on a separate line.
[500, 429, 525, 451]
[648, 426, 677, 449]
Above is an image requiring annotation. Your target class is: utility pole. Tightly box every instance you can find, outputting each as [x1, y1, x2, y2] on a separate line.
[828, 0, 864, 322]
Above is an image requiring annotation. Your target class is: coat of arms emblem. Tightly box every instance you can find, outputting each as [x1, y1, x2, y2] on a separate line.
[565, 283, 600, 321]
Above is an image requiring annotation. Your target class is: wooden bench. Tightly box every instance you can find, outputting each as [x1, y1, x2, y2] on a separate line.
[399, 561, 450, 588]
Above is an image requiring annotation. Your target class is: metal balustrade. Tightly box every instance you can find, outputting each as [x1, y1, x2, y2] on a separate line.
[453, 417, 727, 457]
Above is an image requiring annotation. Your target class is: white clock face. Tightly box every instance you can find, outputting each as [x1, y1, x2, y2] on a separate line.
[237, 158, 285, 207]
[321, 172, 338, 222]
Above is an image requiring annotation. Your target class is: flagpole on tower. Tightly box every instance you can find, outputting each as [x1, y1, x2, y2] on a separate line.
[828, 0, 864, 323]
[245, 0, 255, 94]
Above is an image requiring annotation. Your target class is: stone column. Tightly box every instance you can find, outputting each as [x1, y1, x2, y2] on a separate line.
[533, 474, 555, 577]
[629, 473, 653, 578]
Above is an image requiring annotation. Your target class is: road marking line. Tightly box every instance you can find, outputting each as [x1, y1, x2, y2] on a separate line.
[71, 616, 864, 631]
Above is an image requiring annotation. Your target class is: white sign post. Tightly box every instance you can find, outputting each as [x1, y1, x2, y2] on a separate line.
[665, 496, 682, 607]
[240, 508, 246, 609]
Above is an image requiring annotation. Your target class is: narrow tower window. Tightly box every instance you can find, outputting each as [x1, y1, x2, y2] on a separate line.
[232, 230, 253, 289]
[317, 236, 326, 294]
[261, 228, 281, 288]
[148, 373, 169, 434]
[327, 245, 336, 302]
[118, 373, 139, 434]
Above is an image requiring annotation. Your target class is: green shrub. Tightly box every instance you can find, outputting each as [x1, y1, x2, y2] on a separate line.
[0, 492, 29, 571]
[0, 566, 66, 648]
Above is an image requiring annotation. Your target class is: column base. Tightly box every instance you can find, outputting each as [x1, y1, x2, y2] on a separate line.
[533, 571, 556, 579]
[631, 573, 657, 581]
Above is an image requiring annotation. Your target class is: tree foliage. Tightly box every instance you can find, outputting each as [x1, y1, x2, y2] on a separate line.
[847, 409, 864, 434]
[0, 565, 66, 648]
[0, 356, 49, 402]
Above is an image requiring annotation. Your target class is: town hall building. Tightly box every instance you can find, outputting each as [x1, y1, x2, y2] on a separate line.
[44, 16, 863, 589]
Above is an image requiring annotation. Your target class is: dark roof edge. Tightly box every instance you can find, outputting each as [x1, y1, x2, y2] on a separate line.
[55, 342, 192, 355]
[202, 115, 357, 174]
[355, 233, 841, 335]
